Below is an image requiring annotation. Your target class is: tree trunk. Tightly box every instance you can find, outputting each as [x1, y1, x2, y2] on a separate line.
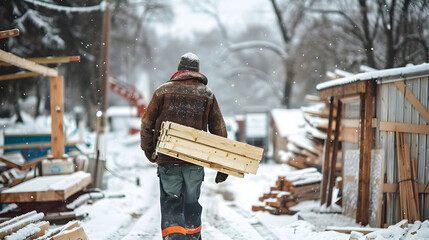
[283, 59, 295, 108]
[34, 79, 41, 118]
[13, 81, 23, 123]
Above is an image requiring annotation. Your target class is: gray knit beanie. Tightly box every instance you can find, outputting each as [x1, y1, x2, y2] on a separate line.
[177, 52, 199, 72]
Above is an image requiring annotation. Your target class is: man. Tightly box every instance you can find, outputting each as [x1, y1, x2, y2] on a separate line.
[140, 52, 228, 240]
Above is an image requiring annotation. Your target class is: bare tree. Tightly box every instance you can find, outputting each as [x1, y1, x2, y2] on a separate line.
[308, 0, 429, 69]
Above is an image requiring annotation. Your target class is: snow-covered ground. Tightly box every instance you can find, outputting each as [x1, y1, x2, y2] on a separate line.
[0, 114, 356, 239]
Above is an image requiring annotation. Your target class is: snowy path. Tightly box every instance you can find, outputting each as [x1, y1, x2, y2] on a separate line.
[76, 130, 352, 239]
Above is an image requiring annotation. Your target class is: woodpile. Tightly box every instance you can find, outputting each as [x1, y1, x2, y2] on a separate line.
[252, 168, 321, 215]
[279, 95, 334, 170]
[0, 211, 88, 240]
[156, 121, 264, 178]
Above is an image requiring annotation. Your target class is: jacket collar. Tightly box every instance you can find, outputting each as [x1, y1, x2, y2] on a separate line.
[169, 71, 208, 85]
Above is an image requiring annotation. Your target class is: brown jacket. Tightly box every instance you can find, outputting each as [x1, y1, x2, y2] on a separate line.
[140, 71, 227, 167]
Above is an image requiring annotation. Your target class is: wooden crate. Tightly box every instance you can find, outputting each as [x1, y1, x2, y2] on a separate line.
[156, 121, 264, 178]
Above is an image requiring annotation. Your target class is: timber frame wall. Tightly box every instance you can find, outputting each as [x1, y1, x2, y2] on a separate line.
[318, 69, 429, 227]
[0, 29, 78, 159]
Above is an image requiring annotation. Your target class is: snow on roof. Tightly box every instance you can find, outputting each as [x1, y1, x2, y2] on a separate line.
[317, 63, 429, 90]
[271, 108, 305, 137]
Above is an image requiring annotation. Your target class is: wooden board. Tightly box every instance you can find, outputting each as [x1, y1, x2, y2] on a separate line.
[0, 49, 58, 77]
[158, 135, 259, 174]
[157, 148, 244, 178]
[394, 81, 429, 124]
[0, 171, 91, 203]
[0, 56, 80, 67]
[157, 121, 263, 176]
[0, 71, 42, 81]
[379, 122, 429, 134]
[50, 76, 65, 159]
[162, 121, 263, 160]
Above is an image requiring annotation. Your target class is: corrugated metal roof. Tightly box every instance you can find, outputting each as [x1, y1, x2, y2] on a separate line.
[316, 63, 429, 91]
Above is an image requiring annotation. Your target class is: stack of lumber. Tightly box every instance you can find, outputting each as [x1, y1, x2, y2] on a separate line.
[396, 132, 420, 222]
[0, 211, 88, 240]
[280, 95, 329, 169]
[327, 219, 429, 239]
[156, 121, 264, 178]
[252, 168, 322, 215]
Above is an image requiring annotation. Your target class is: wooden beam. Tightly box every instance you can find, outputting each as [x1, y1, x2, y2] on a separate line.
[357, 81, 375, 225]
[379, 122, 429, 134]
[0, 71, 42, 81]
[320, 97, 335, 205]
[319, 81, 367, 99]
[0, 56, 80, 66]
[383, 183, 429, 193]
[327, 99, 342, 207]
[394, 81, 429, 124]
[0, 29, 19, 39]
[50, 76, 65, 158]
[0, 49, 58, 76]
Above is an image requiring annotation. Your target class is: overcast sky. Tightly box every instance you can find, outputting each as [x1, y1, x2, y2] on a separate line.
[155, 0, 276, 38]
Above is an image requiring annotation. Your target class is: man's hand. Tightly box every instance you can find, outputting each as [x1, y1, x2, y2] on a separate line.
[215, 172, 228, 183]
[145, 151, 157, 163]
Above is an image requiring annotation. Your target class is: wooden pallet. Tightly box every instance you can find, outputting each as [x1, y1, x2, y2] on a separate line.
[156, 121, 264, 178]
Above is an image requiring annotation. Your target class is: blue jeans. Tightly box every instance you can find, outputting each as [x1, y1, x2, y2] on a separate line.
[158, 166, 204, 240]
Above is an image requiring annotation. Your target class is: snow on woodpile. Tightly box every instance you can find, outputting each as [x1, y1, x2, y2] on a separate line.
[273, 96, 328, 169]
[252, 168, 321, 215]
[316, 63, 429, 90]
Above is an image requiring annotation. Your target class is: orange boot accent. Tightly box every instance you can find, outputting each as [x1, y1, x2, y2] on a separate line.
[162, 226, 186, 237]
[186, 225, 202, 234]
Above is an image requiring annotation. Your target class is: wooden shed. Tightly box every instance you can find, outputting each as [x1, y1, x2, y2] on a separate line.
[317, 63, 429, 227]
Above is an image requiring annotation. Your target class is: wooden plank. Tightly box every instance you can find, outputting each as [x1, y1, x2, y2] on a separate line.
[319, 81, 367, 99]
[50, 226, 88, 240]
[0, 154, 46, 171]
[320, 97, 335, 205]
[356, 94, 365, 224]
[50, 76, 65, 159]
[159, 136, 259, 174]
[0, 71, 42, 81]
[394, 81, 429, 124]
[379, 122, 429, 134]
[0, 172, 91, 203]
[164, 121, 263, 160]
[0, 29, 19, 39]
[0, 56, 80, 66]
[0, 49, 58, 76]
[157, 148, 244, 178]
[33, 221, 50, 238]
[360, 81, 375, 225]
[0, 212, 44, 238]
[383, 183, 429, 193]
[327, 100, 342, 207]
